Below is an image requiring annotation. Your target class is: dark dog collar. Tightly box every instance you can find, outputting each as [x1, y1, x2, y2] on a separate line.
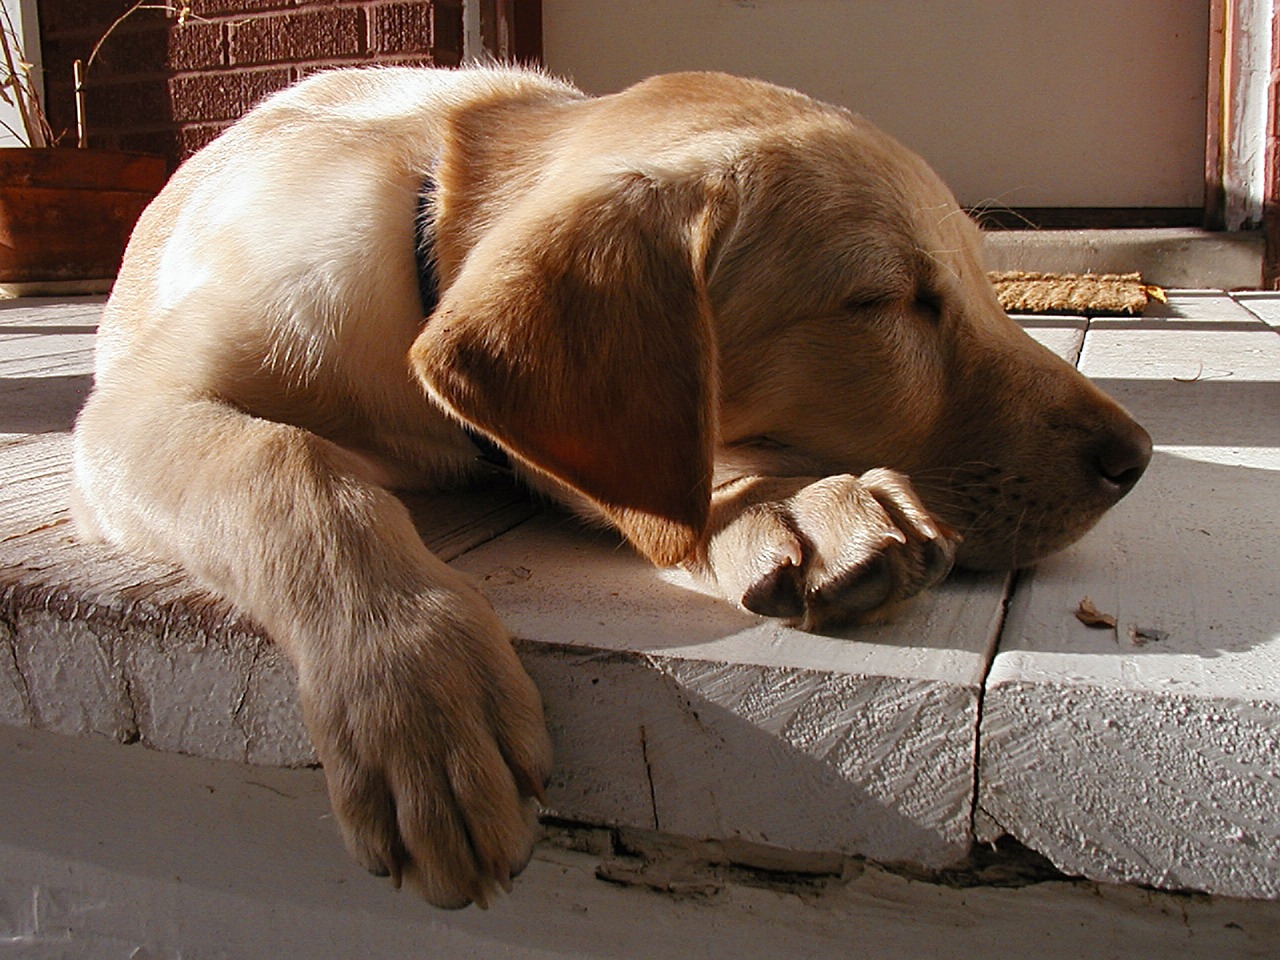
[414, 176, 443, 316]
[415, 176, 510, 471]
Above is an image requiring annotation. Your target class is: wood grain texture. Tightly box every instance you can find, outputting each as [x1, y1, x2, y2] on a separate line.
[979, 292, 1280, 898]
[455, 512, 1010, 867]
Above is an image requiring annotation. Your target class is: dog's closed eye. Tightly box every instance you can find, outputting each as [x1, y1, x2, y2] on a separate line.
[839, 290, 943, 321]
[840, 292, 899, 314]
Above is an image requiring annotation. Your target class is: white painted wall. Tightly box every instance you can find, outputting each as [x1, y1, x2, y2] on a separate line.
[543, 0, 1209, 210]
[0, 0, 42, 147]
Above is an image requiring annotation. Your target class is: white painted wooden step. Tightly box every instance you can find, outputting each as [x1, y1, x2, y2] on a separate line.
[452, 514, 1007, 868]
[978, 292, 1280, 898]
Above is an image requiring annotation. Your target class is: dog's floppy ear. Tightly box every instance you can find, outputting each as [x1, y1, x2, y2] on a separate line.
[410, 171, 737, 566]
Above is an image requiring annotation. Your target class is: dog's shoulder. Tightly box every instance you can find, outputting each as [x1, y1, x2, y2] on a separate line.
[242, 65, 584, 135]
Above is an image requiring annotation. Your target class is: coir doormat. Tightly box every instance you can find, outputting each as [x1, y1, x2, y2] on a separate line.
[989, 271, 1165, 315]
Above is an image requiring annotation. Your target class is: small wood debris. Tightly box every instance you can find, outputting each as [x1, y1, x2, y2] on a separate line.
[1129, 625, 1168, 647]
[1074, 597, 1117, 629]
[482, 564, 532, 585]
[595, 857, 724, 899]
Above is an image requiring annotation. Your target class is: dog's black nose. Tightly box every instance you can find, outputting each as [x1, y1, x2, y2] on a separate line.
[1093, 421, 1152, 496]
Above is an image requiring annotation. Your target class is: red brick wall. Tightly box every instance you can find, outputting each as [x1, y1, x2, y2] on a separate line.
[37, 1, 465, 170]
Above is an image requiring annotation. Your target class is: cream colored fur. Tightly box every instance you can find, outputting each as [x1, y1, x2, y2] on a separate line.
[72, 65, 1150, 908]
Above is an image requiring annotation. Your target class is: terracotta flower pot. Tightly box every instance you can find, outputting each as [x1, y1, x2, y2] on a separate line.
[0, 148, 168, 294]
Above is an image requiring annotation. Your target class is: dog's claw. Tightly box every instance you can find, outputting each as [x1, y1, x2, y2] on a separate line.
[741, 554, 806, 618]
[921, 532, 958, 585]
[512, 763, 551, 807]
[494, 859, 514, 894]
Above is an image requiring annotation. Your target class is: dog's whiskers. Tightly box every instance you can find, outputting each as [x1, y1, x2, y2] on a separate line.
[962, 191, 1039, 231]
[912, 245, 962, 284]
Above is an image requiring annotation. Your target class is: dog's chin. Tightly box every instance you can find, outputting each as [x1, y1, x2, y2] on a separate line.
[950, 514, 1106, 572]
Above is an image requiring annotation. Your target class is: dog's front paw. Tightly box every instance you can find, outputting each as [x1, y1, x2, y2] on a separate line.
[706, 471, 960, 628]
[300, 591, 552, 909]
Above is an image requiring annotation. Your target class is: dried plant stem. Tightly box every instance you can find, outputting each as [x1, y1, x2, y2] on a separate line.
[75, 2, 196, 147]
[0, 4, 48, 147]
[73, 60, 87, 148]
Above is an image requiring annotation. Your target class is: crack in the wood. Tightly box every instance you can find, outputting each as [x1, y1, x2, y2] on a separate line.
[0, 514, 71, 545]
[973, 802, 1010, 840]
[112, 632, 142, 745]
[969, 569, 1020, 839]
[638, 723, 660, 832]
[0, 612, 33, 717]
[231, 646, 262, 763]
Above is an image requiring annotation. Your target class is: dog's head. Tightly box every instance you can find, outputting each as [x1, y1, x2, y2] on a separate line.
[411, 73, 1150, 572]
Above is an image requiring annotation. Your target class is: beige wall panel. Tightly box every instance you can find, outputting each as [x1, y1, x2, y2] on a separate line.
[544, 0, 1208, 209]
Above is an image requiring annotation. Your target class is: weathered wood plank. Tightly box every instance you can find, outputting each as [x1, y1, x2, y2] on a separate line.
[452, 510, 1009, 868]
[1233, 289, 1280, 329]
[401, 477, 539, 562]
[0, 298, 99, 441]
[979, 293, 1280, 898]
[6, 722, 1279, 960]
[0, 297, 106, 326]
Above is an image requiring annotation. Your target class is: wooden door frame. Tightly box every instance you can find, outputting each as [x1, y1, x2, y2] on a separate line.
[1206, 0, 1271, 232]
[477, 0, 542, 64]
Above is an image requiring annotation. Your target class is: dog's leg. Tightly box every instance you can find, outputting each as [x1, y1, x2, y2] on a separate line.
[699, 472, 962, 629]
[73, 388, 551, 908]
